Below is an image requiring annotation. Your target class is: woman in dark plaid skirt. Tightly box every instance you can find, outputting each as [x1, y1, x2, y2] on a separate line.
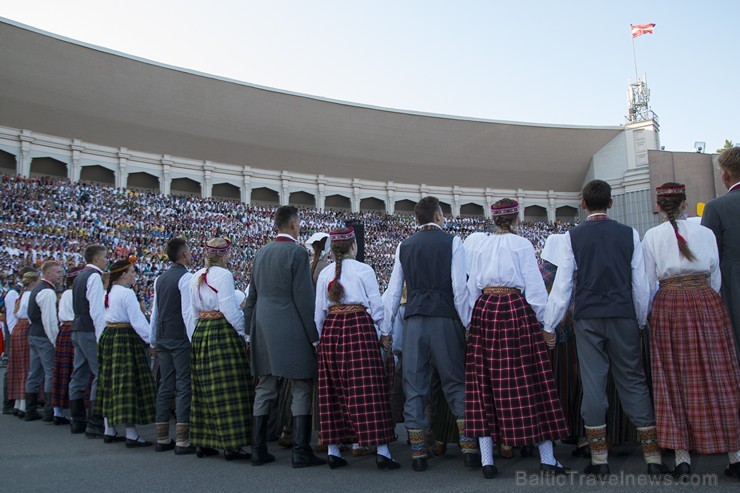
[463, 199, 569, 479]
[98, 258, 157, 447]
[314, 227, 400, 470]
[7, 271, 39, 418]
[189, 238, 253, 461]
[643, 183, 740, 479]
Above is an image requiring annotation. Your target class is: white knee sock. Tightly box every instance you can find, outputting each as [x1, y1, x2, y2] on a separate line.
[377, 444, 391, 459]
[538, 440, 560, 466]
[125, 424, 139, 441]
[328, 444, 341, 457]
[19, 400, 26, 412]
[729, 450, 740, 464]
[104, 417, 116, 436]
[53, 406, 64, 418]
[479, 437, 494, 467]
[675, 449, 691, 466]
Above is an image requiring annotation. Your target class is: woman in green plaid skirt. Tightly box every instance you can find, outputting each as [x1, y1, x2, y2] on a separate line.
[98, 258, 157, 447]
[189, 238, 254, 461]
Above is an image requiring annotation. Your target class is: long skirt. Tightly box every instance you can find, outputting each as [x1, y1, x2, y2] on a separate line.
[429, 367, 459, 444]
[549, 319, 584, 439]
[650, 283, 740, 453]
[51, 322, 74, 409]
[190, 316, 253, 450]
[465, 292, 569, 445]
[318, 310, 395, 447]
[96, 324, 156, 425]
[7, 319, 30, 400]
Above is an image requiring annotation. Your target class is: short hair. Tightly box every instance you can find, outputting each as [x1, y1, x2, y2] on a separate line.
[414, 196, 441, 225]
[41, 261, 61, 274]
[83, 244, 106, 263]
[275, 206, 299, 230]
[18, 265, 37, 277]
[582, 180, 611, 211]
[166, 238, 188, 263]
[718, 147, 740, 180]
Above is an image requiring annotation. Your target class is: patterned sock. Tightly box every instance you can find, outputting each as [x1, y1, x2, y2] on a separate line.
[637, 426, 663, 465]
[377, 444, 391, 459]
[408, 429, 428, 459]
[675, 449, 691, 467]
[577, 435, 589, 448]
[53, 406, 64, 418]
[175, 423, 191, 447]
[729, 450, 740, 464]
[479, 437, 494, 467]
[352, 443, 362, 450]
[538, 440, 558, 466]
[585, 425, 609, 465]
[156, 422, 170, 444]
[104, 417, 116, 436]
[328, 444, 341, 458]
[125, 425, 139, 441]
[456, 419, 480, 454]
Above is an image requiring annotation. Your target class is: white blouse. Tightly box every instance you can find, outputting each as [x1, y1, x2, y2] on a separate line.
[14, 291, 31, 319]
[58, 289, 74, 323]
[104, 284, 151, 344]
[190, 266, 246, 341]
[315, 259, 389, 336]
[464, 232, 549, 327]
[643, 220, 721, 297]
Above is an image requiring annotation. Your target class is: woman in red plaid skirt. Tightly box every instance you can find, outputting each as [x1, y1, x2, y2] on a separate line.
[7, 271, 39, 418]
[315, 227, 400, 470]
[464, 199, 569, 479]
[643, 183, 740, 479]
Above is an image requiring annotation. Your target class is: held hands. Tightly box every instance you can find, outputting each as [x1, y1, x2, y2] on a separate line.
[380, 335, 392, 352]
[542, 330, 556, 350]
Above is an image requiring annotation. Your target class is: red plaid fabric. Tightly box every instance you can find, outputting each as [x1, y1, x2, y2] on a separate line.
[6, 319, 30, 400]
[650, 285, 740, 453]
[465, 293, 569, 445]
[51, 322, 74, 408]
[318, 310, 395, 446]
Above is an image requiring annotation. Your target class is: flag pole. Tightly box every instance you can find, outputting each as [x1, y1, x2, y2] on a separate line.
[631, 28, 639, 82]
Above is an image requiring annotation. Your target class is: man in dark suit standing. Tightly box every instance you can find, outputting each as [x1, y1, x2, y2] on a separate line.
[702, 147, 740, 361]
[244, 205, 326, 469]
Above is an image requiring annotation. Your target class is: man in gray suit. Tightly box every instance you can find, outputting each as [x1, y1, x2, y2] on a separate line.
[244, 205, 326, 468]
[702, 147, 740, 361]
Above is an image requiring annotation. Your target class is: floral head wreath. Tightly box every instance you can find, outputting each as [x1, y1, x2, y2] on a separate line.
[109, 256, 137, 274]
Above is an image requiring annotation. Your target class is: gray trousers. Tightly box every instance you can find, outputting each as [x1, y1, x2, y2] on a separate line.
[69, 331, 99, 401]
[155, 338, 192, 424]
[402, 315, 465, 429]
[574, 318, 655, 428]
[253, 375, 312, 417]
[25, 336, 55, 395]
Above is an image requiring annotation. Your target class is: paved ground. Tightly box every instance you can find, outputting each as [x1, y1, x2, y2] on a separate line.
[0, 368, 737, 492]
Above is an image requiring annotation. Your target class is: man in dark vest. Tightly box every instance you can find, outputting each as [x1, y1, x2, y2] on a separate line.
[69, 244, 107, 436]
[385, 196, 478, 472]
[149, 237, 195, 455]
[24, 261, 64, 421]
[545, 179, 669, 477]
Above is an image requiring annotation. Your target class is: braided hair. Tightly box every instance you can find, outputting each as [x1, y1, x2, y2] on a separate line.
[328, 229, 355, 304]
[310, 237, 329, 279]
[657, 182, 696, 262]
[105, 259, 133, 308]
[15, 272, 39, 314]
[492, 198, 518, 234]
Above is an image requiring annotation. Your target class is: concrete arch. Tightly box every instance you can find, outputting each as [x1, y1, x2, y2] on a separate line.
[170, 177, 201, 197]
[325, 194, 351, 210]
[30, 157, 67, 178]
[289, 191, 316, 206]
[252, 187, 280, 205]
[128, 171, 159, 191]
[212, 182, 240, 201]
[0, 149, 16, 173]
[395, 199, 416, 213]
[80, 165, 115, 186]
[524, 205, 548, 222]
[360, 197, 385, 211]
[556, 205, 578, 223]
[460, 202, 484, 217]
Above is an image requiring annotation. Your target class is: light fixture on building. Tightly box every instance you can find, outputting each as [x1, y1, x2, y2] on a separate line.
[694, 141, 706, 153]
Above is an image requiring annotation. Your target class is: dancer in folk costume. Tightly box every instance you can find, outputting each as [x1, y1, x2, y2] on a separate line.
[7, 271, 39, 418]
[50, 266, 84, 425]
[545, 179, 670, 478]
[314, 227, 400, 470]
[464, 199, 569, 479]
[643, 183, 740, 479]
[190, 238, 254, 461]
[97, 258, 157, 447]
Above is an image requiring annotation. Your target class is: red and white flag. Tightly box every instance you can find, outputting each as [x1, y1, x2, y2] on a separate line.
[631, 23, 656, 38]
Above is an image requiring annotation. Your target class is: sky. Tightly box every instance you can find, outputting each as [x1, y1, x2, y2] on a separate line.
[1, 0, 738, 153]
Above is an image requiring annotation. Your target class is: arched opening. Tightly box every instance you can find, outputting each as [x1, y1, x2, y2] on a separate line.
[460, 203, 484, 217]
[80, 165, 115, 186]
[171, 177, 201, 197]
[128, 172, 159, 191]
[325, 194, 351, 210]
[212, 183, 240, 201]
[556, 205, 578, 224]
[395, 199, 416, 213]
[30, 157, 67, 178]
[360, 197, 385, 211]
[251, 187, 280, 206]
[289, 191, 316, 207]
[439, 201, 452, 215]
[524, 205, 548, 223]
[0, 150, 16, 175]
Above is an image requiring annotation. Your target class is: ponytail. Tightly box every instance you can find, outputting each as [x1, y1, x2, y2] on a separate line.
[328, 254, 345, 304]
[327, 229, 354, 304]
[13, 289, 23, 314]
[310, 237, 328, 279]
[656, 183, 696, 262]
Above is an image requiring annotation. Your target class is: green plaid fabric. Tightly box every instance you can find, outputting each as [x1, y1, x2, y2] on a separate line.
[96, 325, 156, 425]
[191, 317, 254, 450]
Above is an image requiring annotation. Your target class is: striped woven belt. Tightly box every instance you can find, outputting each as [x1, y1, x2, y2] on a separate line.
[199, 310, 225, 320]
[106, 322, 133, 329]
[60, 321, 72, 328]
[329, 304, 366, 314]
[482, 286, 521, 296]
[659, 274, 709, 290]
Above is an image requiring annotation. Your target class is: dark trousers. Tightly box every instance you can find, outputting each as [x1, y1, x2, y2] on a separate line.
[155, 338, 192, 424]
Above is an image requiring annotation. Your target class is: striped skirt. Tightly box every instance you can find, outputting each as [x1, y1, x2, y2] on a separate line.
[51, 322, 75, 408]
[465, 292, 569, 445]
[549, 321, 584, 439]
[430, 366, 459, 444]
[96, 324, 156, 425]
[650, 279, 740, 453]
[7, 319, 30, 400]
[190, 314, 253, 450]
[318, 308, 395, 447]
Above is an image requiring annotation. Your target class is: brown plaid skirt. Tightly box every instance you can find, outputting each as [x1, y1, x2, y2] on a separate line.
[51, 322, 75, 408]
[465, 292, 569, 445]
[650, 283, 740, 453]
[7, 319, 30, 400]
[318, 309, 395, 446]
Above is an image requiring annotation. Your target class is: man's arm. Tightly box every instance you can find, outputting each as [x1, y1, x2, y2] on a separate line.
[544, 232, 576, 331]
[701, 202, 723, 257]
[87, 273, 106, 341]
[631, 229, 649, 327]
[38, 289, 59, 345]
[292, 248, 319, 345]
[383, 243, 405, 325]
[179, 273, 195, 343]
[149, 277, 158, 348]
[451, 236, 471, 327]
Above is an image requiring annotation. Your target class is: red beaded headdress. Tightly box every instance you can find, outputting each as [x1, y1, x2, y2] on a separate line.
[656, 184, 686, 198]
[205, 238, 231, 254]
[329, 228, 355, 242]
[491, 200, 519, 216]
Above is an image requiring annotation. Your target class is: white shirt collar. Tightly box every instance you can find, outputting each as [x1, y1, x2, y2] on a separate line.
[729, 181, 740, 192]
[586, 213, 608, 219]
[418, 222, 442, 230]
[276, 233, 298, 242]
[86, 264, 104, 274]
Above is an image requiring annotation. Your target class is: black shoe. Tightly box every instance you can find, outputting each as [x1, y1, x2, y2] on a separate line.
[53, 416, 70, 426]
[724, 462, 740, 479]
[251, 415, 275, 466]
[464, 453, 482, 468]
[69, 399, 86, 434]
[224, 449, 252, 461]
[328, 455, 349, 469]
[521, 444, 535, 457]
[482, 465, 498, 479]
[541, 462, 570, 476]
[125, 437, 153, 448]
[174, 445, 196, 455]
[572, 444, 591, 458]
[412, 458, 428, 472]
[251, 450, 275, 466]
[103, 433, 126, 444]
[155, 440, 176, 452]
[646, 463, 671, 477]
[16, 411, 25, 419]
[376, 455, 400, 470]
[42, 405, 54, 422]
[23, 410, 43, 422]
[291, 415, 327, 468]
[584, 463, 611, 478]
[195, 446, 219, 458]
[2, 408, 13, 415]
[672, 462, 691, 479]
[85, 430, 104, 439]
[85, 414, 104, 439]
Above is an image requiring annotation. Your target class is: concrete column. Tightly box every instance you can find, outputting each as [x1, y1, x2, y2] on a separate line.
[202, 161, 214, 198]
[386, 182, 396, 215]
[517, 189, 525, 222]
[351, 189, 361, 213]
[18, 130, 33, 177]
[316, 183, 326, 211]
[117, 148, 129, 189]
[68, 139, 84, 182]
[452, 187, 461, 217]
[547, 191, 556, 223]
[484, 192, 494, 219]
[161, 158, 172, 195]
[241, 166, 253, 205]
